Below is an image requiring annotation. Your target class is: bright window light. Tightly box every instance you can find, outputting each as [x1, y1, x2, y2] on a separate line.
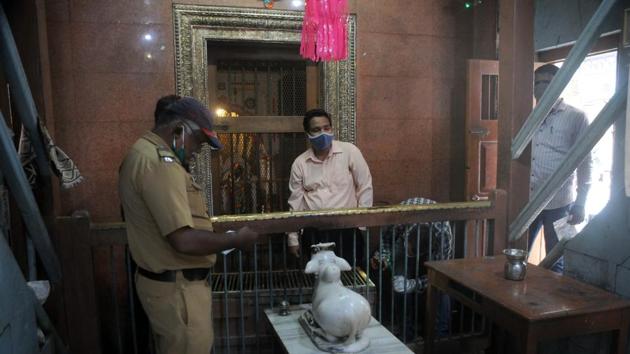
[558, 50, 617, 228]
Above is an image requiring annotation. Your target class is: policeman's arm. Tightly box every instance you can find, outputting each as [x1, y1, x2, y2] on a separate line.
[167, 226, 258, 255]
[140, 162, 258, 254]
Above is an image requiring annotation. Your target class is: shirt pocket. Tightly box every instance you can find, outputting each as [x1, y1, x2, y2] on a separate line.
[331, 165, 353, 190]
[549, 123, 573, 152]
[302, 167, 324, 192]
[186, 179, 208, 218]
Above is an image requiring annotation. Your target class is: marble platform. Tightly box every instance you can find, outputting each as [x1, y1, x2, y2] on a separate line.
[264, 304, 413, 354]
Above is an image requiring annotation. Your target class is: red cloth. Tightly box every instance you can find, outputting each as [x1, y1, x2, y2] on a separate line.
[300, 0, 348, 61]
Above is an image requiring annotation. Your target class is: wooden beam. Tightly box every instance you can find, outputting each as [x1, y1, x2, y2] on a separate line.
[510, 86, 626, 242]
[536, 33, 620, 63]
[511, 0, 619, 159]
[89, 201, 497, 239]
[497, 0, 534, 249]
[213, 207, 495, 234]
[213, 115, 304, 133]
[306, 64, 319, 109]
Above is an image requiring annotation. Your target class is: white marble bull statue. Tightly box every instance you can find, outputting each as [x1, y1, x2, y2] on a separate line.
[305, 243, 371, 352]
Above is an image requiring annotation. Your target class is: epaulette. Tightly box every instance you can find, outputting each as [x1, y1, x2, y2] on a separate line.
[156, 146, 177, 163]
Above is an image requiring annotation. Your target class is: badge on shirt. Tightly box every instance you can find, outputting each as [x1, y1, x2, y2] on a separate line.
[156, 147, 176, 163]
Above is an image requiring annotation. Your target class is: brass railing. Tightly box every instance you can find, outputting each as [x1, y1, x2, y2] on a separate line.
[55, 192, 506, 354]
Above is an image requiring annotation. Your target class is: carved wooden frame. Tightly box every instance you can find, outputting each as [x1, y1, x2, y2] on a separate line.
[173, 4, 356, 214]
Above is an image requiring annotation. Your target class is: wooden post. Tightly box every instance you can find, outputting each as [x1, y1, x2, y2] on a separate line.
[54, 214, 102, 354]
[492, 189, 508, 255]
[497, 0, 534, 250]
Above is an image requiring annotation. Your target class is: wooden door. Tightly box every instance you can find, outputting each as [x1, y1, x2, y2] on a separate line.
[464, 59, 543, 258]
[465, 60, 499, 202]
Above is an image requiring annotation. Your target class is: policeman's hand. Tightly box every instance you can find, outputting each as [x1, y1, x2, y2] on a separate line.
[568, 204, 585, 225]
[234, 226, 259, 250]
[288, 245, 300, 259]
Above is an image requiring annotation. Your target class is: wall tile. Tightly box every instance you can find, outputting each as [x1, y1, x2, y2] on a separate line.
[431, 80, 455, 118]
[359, 119, 432, 162]
[356, 0, 433, 35]
[430, 38, 457, 79]
[370, 158, 433, 203]
[49, 71, 76, 133]
[357, 76, 433, 120]
[69, 0, 172, 25]
[431, 117, 452, 161]
[357, 33, 432, 78]
[46, 0, 70, 23]
[71, 22, 172, 74]
[59, 168, 120, 221]
[72, 72, 173, 123]
[47, 21, 73, 73]
[54, 117, 85, 168]
[431, 158, 451, 201]
[431, 1, 475, 39]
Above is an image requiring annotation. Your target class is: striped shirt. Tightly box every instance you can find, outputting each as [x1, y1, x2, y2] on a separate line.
[530, 99, 592, 210]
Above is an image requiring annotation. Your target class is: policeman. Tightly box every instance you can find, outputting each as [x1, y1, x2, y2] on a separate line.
[119, 97, 258, 354]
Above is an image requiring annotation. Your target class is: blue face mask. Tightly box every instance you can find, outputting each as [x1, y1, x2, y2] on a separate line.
[308, 132, 334, 151]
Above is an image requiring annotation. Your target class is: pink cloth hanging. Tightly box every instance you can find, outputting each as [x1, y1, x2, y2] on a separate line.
[300, 0, 348, 62]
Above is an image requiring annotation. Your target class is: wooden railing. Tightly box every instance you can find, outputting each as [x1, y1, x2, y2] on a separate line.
[52, 191, 507, 354]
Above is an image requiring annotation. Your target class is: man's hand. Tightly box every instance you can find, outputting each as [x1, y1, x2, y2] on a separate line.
[288, 245, 300, 258]
[568, 204, 585, 225]
[234, 226, 259, 250]
[370, 254, 388, 271]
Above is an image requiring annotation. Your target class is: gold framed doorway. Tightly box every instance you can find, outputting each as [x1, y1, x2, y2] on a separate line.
[173, 4, 356, 215]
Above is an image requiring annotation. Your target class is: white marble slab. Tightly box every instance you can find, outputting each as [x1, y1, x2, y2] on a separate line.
[265, 304, 413, 354]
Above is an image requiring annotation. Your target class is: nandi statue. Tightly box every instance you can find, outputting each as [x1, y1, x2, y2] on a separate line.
[299, 243, 371, 353]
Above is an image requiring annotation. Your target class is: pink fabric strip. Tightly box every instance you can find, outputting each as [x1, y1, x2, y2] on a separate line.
[300, 0, 348, 62]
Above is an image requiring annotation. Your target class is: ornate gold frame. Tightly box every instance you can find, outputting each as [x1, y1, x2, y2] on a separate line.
[173, 4, 356, 214]
[172, 4, 357, 142]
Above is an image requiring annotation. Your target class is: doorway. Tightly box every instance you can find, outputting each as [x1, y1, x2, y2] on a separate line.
[529, 50, 617, 263]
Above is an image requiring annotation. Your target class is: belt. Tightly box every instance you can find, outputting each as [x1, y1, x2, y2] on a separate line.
[138, 267, 210, 282]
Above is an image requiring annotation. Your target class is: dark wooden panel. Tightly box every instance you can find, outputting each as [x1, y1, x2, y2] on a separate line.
[497, 0, 534, 249]
[54, 215, 102, 354]
[480, 142, 498, 192]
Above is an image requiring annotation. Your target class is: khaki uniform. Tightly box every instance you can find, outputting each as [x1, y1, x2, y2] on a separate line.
[119, 131, 216, 354]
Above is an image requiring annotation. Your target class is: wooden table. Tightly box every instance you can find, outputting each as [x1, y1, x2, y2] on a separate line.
[424, 257, 630, 354]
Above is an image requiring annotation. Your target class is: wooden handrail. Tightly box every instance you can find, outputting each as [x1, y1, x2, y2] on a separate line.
[88, 192, 505, 240]
[210, 200, 493, 233]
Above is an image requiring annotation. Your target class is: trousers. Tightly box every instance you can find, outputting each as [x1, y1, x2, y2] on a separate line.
[136, 271, 213, 354]
[528, 204, 571, 273]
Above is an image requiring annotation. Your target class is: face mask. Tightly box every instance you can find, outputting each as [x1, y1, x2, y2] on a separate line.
[172, 128, 186, 164]
[308, 131, 334, 151]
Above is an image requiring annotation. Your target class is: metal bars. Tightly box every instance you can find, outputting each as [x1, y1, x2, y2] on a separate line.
[511, 0, 619, 159]
[509, 84, 627, 242]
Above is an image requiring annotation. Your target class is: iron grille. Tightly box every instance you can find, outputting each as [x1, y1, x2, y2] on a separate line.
[216, 132, 305, 215]
[211, 269, 374, 294]
[213, 59, 309, 215]
[216, 60, 306, 116]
